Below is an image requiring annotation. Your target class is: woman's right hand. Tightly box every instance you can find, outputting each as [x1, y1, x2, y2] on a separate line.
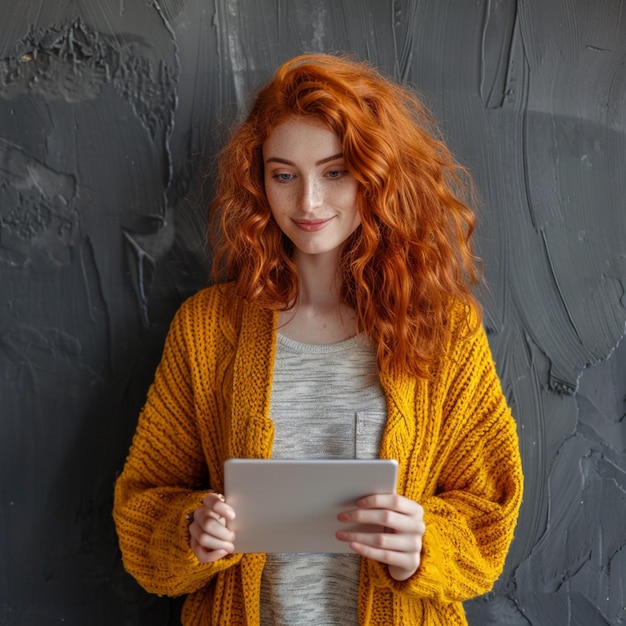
[188, 492, 236, 563]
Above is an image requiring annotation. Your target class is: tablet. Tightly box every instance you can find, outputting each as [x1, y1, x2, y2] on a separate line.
[224, 458, 398, 553]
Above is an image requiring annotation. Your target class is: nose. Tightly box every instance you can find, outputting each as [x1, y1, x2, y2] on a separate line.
[298, 176, 322, 213]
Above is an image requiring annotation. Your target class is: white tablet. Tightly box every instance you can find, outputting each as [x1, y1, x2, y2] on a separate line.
[224, 458, 398, 553]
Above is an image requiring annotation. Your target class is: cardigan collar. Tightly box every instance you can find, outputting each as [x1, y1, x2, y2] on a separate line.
[228, 300, 278, 460]
[226, 296, 420, 480]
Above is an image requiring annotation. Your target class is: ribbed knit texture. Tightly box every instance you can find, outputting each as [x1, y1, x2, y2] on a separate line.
[113, 284, 524, 625]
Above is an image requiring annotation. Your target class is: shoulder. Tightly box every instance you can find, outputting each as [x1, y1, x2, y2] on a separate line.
[172, 282, 273, 340]
[172, 282, 238, 325]
[444, 296, 482, 344]
[434, 296, 495, 380]
[178, 282, 233, 312]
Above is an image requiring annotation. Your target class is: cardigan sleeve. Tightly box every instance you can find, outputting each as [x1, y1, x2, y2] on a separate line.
[370, 307, 524, 603]
[415, 330, 523, 603]
[113, 295, 242, 597]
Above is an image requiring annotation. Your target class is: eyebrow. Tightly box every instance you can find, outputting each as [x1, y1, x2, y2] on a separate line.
[265, 153, 344, 166]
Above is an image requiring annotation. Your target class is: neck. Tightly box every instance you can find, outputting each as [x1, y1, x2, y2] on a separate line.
[292, 250, 342, 309]
[278, 250, 356, 344]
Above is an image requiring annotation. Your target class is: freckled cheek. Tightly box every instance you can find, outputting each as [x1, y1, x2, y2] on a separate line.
[266, 189, 295, 218]
[340, 188, 360, 224]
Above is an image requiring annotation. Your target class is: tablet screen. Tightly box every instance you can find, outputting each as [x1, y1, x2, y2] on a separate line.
[224, 458, 398, 553]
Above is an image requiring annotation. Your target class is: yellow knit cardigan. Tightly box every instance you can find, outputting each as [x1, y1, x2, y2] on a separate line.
[113, 284, 523, 625]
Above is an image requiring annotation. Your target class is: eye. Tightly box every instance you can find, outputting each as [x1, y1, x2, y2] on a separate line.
[327, 169, 348, 179]
[273, 172, 294, 182]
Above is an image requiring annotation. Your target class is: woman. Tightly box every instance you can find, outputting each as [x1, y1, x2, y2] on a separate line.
[113, 53, 523, 625]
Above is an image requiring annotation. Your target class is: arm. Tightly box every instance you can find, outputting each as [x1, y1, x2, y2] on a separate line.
[113, 296, 242, 597]
[416, 388, 522, 602]
[368, 313, 524, 602]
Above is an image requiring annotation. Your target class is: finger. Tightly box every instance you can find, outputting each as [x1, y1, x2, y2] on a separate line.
[198, 507, 230, 529]
[347, 538, 420, 565]
[202, 492, 225, 507]
[190, 537, 233, 563]
[194, 517, 236, 542]
[192, 532, 235, 555]
[356, 494, 423, 516]
[202, 493, 236, 522]
[342, 537, 421, 580]
[189, 519, 236, 551]
[189, 505, 236, 542]
[338, 508, 424, 535]
[190, 502, 235, 535]
[336, 528, 422, 554]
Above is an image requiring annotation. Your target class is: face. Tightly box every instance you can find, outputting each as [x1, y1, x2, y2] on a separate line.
[262, 116, 361, 263]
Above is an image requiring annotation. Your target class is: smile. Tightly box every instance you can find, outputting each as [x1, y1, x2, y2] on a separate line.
[292, 218, 334, 232]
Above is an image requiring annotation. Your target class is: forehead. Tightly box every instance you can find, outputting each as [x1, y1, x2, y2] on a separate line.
[263, 116, 342, 161]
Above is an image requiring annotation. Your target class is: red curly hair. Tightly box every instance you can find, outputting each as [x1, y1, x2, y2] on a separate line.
[210, 53, 482, 379]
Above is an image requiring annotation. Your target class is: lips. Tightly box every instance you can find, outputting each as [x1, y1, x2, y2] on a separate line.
[292, 217, 334, 232]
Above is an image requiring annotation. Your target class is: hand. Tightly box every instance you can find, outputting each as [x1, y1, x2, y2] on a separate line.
[188, 493, 236, 563]
[336, 494, 425, 581]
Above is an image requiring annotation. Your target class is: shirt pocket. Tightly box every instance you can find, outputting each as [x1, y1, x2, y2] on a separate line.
[355, 409, 387, 459]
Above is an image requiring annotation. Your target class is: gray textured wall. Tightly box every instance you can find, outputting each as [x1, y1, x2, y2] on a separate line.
[1, 1, 625, 625]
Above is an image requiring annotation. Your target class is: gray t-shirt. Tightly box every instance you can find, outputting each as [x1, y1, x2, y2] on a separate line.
[260, 333, 387, 625]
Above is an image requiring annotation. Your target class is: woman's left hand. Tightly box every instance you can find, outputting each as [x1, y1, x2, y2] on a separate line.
[336, 494, 425, 581]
